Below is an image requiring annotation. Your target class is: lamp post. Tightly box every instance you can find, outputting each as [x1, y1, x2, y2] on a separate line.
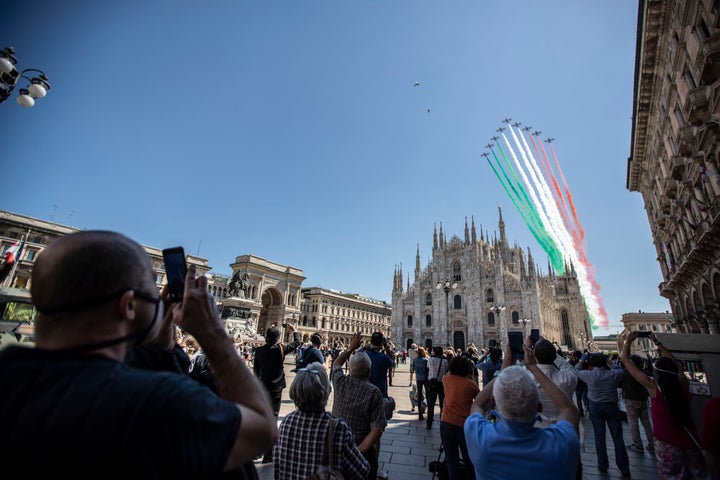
[490, 304, 506, 346]
[436, 279, 457, 348]
[519, 318, 531, 337]
[0, 47, 51, 107]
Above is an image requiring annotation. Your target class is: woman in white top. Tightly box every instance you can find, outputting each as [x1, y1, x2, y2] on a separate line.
[425, 346, 449, 429]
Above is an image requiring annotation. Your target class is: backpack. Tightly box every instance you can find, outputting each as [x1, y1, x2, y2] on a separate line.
[294, 345, 311, 371]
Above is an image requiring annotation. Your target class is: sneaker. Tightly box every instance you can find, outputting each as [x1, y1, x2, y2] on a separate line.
[627, 444, 644, 453]
[376, 470, 389, 480]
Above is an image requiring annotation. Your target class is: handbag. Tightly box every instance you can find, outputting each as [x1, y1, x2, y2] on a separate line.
[384, 396, 396, 420]
[306, 417, 345, 480]
[427, 358, 446, 395]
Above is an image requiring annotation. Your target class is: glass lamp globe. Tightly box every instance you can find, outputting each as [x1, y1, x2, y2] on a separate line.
[0, 57, 13, 74]
[28, 83, 47, 98]
[17, 93, 35, 107]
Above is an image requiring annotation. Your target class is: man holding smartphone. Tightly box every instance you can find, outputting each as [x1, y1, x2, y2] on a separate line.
[0, 231, 278, 478]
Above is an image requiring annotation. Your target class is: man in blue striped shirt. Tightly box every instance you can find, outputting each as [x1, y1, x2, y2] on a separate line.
[576, 353, 631, 479]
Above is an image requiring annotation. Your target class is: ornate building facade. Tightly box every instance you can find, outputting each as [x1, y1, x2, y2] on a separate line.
[391, 209, 593, 352]
[628, 0, 720, 334]
[300, 287, 392, 347]
[621, 311, 676, 357]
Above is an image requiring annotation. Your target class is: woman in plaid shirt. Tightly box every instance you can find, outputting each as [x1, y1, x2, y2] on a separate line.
[273, 361, 370, 480]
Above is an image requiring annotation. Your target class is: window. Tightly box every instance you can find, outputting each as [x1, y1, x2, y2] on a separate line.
[407, 315, 413, 327]
[512, 311, 519, 325]
[426, 314, 432, 327]
[486, 289, 495, 303]
[452, 261, 462, 282]
[488, 312, 495, 326]
[453, 295, 462, 309]
[425, 293, 432, 306]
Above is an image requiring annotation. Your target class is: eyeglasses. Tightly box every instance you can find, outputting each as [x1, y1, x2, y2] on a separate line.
[297, 368, 321, 375]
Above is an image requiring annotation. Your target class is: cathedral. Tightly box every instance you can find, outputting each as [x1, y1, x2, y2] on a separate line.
[391, 207, 593, 353]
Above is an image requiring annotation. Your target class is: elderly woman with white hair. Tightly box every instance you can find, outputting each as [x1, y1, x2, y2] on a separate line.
[464, 341, 580, 480]
[273, 361, 369, 480]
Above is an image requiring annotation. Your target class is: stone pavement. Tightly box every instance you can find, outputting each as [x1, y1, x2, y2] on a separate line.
[255, 359, 659, 479]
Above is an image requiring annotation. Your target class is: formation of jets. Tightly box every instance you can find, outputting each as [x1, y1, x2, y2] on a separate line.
[482, 120, 557, 157]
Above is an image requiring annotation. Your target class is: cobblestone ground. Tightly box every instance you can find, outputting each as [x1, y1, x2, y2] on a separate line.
[255, 359, 659, 480]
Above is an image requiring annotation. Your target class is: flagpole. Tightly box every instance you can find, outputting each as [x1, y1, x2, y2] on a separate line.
[3, 229, 29, 288]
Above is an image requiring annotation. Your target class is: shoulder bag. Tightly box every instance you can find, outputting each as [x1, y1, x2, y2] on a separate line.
[306, 417, 345, 480]
[427, 358, 445, 395]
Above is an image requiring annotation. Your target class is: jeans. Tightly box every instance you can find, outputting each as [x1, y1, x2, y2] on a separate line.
[416, 379, 427, 414]
[440, 421, 475, 480]
[588, 400, 630, 476]
[426, 382, 444, 425]
[575, 383, 589, 413]
[625, 398, 653, 447]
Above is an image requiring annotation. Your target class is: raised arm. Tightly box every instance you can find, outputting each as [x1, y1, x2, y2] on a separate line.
[332, 332, 362, 369]
[523, 342, 580, 431]
[175, 265, 277, 470]
[471, 377, 495, 416]
[619, 331, 657, 397]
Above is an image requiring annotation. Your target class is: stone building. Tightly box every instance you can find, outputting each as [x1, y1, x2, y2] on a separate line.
[0, 210, 211, 290]
[627, 0, 720, 334]
[621, 311, 676, 357]
[391, 208, 593, 352]
[300, 287, 392, 347]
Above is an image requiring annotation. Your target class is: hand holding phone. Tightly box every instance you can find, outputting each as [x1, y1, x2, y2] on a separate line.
[636, 331, 652, 338]
[508, 331, 524, 359]
[162, 246, 187, 303]
[530, 328, 540, 345]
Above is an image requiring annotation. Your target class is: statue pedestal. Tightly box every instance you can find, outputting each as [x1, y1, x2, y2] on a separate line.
[221, 296, 259, 342]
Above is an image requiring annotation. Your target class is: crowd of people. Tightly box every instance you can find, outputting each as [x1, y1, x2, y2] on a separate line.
[0, 230, 718, 480]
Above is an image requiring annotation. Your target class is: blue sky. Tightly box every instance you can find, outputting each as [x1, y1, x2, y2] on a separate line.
[1, 1, 669, 336]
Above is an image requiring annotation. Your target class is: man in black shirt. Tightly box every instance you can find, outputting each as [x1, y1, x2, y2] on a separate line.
[253, 322, 301, 462]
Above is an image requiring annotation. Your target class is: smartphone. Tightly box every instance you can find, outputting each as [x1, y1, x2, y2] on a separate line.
[636, 331, 652, 338]
[508, 331, 525, 358]
[162, 246, 187, 303]
[530, 329, 540, 345]
[489, 339, 497, 348]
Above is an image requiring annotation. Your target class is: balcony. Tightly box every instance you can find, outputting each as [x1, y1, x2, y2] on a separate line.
[686, 86, 711, 126]
[677, 125, 697, 156]
[700, 34, 720, 84]
[671, 155, 687, 180]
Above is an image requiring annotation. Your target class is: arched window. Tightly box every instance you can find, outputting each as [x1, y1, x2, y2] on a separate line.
[452, 261, 462, 282]
[512, 311, 519, 325]
[425, 293, 432, 306]
[426, 314, 432, 327]
[453, 295, 462, 309]
[407, 314, 413, 327]
[486, 289, 495, 303]
[488, 312, 495, 326]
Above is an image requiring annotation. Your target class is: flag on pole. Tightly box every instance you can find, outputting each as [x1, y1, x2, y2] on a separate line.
[3, 239, 23, 264]
[0, 239, 25, 286]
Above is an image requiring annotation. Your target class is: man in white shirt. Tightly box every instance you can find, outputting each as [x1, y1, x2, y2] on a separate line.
[533, 339, 578, 426]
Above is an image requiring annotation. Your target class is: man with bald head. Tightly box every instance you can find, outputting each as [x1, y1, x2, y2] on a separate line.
[0, 230, 277, 478]
[465, 341, 580, 480]
[331, 332, 387, 480]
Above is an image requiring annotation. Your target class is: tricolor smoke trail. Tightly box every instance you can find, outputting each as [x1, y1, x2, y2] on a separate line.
[485, 121, 608, 329]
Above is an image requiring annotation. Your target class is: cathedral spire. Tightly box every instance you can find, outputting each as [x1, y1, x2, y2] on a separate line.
[415, 243, 421, 275]
[464, 217, 470, 245]
[433, 223, 438, 250]
[439, 222, 445, 247]
[471, 216, 477, 244]
[498, 205, 507, 246]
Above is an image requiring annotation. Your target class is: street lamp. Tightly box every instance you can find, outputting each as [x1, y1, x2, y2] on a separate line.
[519, 318, 531, 336]
[0, 47, 51, 108]
[436, 279, 457, 347]
[489, 304, 506, 345]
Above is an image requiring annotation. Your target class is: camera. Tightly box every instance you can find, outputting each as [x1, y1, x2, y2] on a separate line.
[281, 323, 289, 328]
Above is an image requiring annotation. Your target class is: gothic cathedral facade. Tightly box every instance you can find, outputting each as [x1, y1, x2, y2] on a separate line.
[391, 207, 593, 352]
